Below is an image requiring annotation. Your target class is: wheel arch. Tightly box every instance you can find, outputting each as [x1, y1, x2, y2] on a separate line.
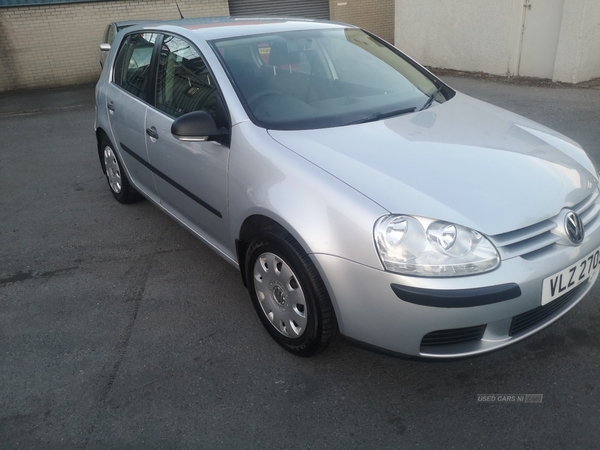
[241, 217, 339, 355]
[96, 127, 111, 174]
[236, 214, 294, 287]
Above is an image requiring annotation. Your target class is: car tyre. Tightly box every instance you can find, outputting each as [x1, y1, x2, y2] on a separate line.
[100, 137, 142, 204]
[246, 226, 337, 356]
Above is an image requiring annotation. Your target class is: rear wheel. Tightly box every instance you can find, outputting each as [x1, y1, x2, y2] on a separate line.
[100, 137, 142, 204]
[246, 226, 337, 356]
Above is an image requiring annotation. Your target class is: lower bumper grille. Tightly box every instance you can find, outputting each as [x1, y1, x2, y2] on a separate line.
[421, 325, 487, 348]
[509, 283, 585, 336]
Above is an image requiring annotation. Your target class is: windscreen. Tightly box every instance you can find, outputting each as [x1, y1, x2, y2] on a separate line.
[211, 28, 446, 130]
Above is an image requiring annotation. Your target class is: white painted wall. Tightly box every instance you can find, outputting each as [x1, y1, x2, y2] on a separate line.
[518, 0, 565, 79]
[395, 0, 600, 83]
[553, 0, 600, 83]
[395, 0, 523, 76]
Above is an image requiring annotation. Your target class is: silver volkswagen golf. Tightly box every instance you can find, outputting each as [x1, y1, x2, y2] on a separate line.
[95, 17, 600, 358]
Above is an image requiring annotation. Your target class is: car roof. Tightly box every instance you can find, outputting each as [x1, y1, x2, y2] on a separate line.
[114, 19, 163, 31]
[129, 16, 353, 41]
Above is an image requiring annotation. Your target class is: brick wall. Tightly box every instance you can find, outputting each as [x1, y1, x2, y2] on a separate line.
[329, 0, 394, 44]
[0, 0, 229, 91]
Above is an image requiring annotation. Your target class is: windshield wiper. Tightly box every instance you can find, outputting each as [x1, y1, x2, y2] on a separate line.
[347, 106, 417, 125]
[420, 84, 444, 111]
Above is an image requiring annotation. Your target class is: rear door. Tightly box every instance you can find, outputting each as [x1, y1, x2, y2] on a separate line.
[105, 32, 159, 201]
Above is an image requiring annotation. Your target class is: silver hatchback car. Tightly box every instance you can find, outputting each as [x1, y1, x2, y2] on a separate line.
[95, 17, 600, 358]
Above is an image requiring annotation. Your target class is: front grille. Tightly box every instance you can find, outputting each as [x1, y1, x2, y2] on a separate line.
[421, 325, 487, 348]
[489, 189, 600, 260]
[509, 283, 585, 336]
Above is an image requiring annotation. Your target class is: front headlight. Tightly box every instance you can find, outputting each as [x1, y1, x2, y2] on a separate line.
[374, 215, 500, 277]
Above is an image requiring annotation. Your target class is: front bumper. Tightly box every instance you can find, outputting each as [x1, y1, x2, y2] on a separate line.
[312, 225, 600, 358]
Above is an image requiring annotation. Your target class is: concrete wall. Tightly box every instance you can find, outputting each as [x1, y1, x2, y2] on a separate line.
[0, 0, 229, 92]
[395, 0, 600, 83]
[395, 0, 523, 76]
[330, 0, 395, 44]
[553, 0, 600, 83]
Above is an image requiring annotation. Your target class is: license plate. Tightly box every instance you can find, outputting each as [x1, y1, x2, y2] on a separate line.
[541, 248, 600, 305]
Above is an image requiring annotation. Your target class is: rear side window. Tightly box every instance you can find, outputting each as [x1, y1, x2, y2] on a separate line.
[155, 35, 217, 118]
[113, 33, 158, 101]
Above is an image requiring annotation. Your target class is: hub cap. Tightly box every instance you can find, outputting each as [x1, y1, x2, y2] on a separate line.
[103, 146, 122, 193]
[253, 252, 307, 338]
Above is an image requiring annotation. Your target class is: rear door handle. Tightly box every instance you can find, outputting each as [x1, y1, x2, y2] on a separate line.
[146, 126, 159, 140]
[107, 101, 115, 112]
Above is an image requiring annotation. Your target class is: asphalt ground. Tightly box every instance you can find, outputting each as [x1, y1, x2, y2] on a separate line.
[1, 77, 600, 449]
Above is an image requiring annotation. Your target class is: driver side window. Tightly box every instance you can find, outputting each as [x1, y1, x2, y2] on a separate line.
[155, 35, 217, 118]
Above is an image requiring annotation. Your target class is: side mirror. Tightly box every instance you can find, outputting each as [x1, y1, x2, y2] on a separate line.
[171, 110, 226, 142]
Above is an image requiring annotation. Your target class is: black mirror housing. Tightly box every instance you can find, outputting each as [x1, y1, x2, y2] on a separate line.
[171, 110, 224, 142]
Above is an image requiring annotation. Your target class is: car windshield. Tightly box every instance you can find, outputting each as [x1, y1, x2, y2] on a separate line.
[211, 28, 446, 130]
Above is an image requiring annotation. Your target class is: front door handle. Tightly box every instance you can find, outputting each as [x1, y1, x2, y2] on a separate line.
[107, 101, 115, 112]
[146, 126, 159, 140]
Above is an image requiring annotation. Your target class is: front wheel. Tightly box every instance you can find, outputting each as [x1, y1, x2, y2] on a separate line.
[246, 227, 337, 356]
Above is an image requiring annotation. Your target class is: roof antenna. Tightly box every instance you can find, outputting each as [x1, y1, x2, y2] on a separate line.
[174, 0, 184, 19]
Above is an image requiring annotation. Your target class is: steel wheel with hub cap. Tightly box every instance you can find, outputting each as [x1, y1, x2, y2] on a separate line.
[246, 226, 337, 356]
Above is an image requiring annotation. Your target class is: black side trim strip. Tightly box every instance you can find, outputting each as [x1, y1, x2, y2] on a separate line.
[120, 143, 222, 218]
[391, 283, 521, 308]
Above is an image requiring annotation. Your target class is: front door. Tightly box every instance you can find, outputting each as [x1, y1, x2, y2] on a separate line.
[145, 34, 230, 251]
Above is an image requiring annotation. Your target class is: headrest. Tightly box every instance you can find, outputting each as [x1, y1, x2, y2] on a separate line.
[268, 41, 300, 67]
